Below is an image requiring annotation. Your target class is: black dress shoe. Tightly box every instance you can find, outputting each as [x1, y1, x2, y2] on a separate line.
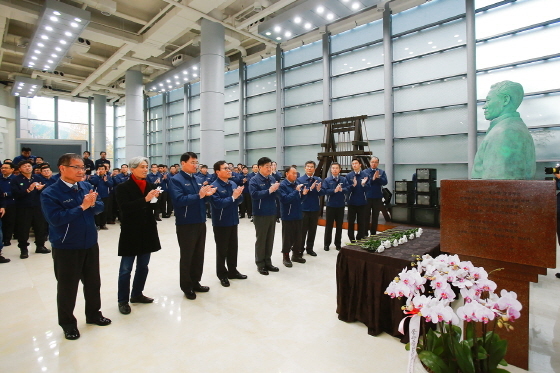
[265, 265, 279, 272]
[86, 316, 112, 326]
[62, 327, 80, 340]
[219, 278, 230, 287]
[324, 245, 330, 251]
[100, 225, 109, 230]
[257, 267, 269, 275]
[184, 290, 196, 300]
[193, 284, 210, 292]
[118, 302, 131, 315]
[556, 273, 560, 279]
[228, 272, 247, 280]
[130, 294, 154, 303]
[162, 215, 170, 218]
[3, 241, 11, 246]
[155, 217, 162, 221]
[35, 246, 51, 254]
[0, 255, 10, 263]
[306, 250, 317, 257]
[20, 250, 29, 259]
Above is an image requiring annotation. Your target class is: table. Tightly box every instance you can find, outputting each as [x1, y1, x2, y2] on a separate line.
[336, 228, 440, 340]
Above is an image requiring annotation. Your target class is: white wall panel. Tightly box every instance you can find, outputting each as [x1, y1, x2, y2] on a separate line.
[246, 75, 276, 96]
[247, 93, 276, 113]
[247, 148, 276, 164]
[224, 101, 239, 118]
[284, 62, 322, 86]
[394, 134, 468, 164]
[189, 110, 200, 125]
[225, 85, 240, 102]
[169, 88, 183, 102]
[247, 130, 276, 149]
[169, 128, 184, 141]
[394, 78, 467, 112]
[393, 20, 466, 61]
[365, 116, 385, 140]
[331, 20, 383, 53]
[477, 59, 560, 100]
[332, 93, 384, 118]
[395, 106, 468, 138]
[246, 56, 276, 79]
[284, 144, 322, 168]
[168, 114, 184, 128]
[225, 134, 239, 152]
[169, 141, 186, 154]
[247, 112, 276, 132]
[284, 40, 322, 67]
[225, 118, 240, 135]
[332, 67, 383, 97]
[392, 0, 465, 35]
[332, 45, 384, 76]
[476, 0, 560, 39]
[285, 82, 322, 107]
[190, 96, 200, 111]
[225, 69, 239, 86]
[284, 103, 323, 126]
[284, 123, 324, 146]
[394, 47, 467, 86]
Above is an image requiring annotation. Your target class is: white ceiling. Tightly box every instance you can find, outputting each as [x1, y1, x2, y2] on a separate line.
[0, 0, 423, 102]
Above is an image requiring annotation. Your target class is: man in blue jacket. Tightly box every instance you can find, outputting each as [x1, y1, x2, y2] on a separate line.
[11, 160, 49, 258]
[13, 147, 37, 166]
[296, 161, 324, 257]
[0, 162, 16, 247]
[210, 161, 246, 287]
[196, 164, 214, 219]
[322, 162, 349, 251]
[41, 153, 111, 340]
[158, 164, 173, 218]
[364, 156, 388, 236]
[169, 152, 217, 300]
[249, 157, 280, 275]
[346, 158, 369, 242]
[89, 165, 114, 230]
[239, 166, 252, 219]
[279, 166, 309, 268]
[147, 163, 163, 221]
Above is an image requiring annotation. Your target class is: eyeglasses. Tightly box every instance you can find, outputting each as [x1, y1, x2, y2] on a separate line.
[65, 165, 86, 171]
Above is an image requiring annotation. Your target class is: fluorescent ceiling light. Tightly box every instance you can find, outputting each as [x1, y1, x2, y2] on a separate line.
[11, 76, 44, 98]
[22, 0, 90, 73]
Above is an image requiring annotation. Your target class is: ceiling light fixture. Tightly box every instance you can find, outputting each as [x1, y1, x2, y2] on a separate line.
[317, 6, 324, 14]
[294, 17, 301, 23]
[22, 0, 90, 73]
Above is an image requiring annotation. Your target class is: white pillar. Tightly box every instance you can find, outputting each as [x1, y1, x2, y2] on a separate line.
[200, 18, 225, 166]
[93, 94, 106, 156]
[125, 69, 144, 160]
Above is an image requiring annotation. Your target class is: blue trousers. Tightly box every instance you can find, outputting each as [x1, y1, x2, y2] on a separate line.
[118, 253, 151, 303]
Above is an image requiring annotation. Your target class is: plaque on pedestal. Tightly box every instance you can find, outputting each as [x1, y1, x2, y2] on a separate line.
[440, 180, 557, 370]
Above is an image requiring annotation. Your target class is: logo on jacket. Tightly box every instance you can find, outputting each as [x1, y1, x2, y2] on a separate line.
[63, 199, 73, 203]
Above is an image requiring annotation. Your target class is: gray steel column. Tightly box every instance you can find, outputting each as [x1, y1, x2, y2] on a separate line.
[125, 69, 145, 159]
[87, 97, 92, 150]
[183, 84, 190, 152]
[275, 44, 284, 168]
[54, 96, 58, 139]
[466, 0, 477, 179]
[200, 18, 225, 165]
[383, 8, 394, 190]
[113, 103, 117, 165]
[161, 92, 168, 164]
[238, 61, 246, 165]
[93, 94, 107, 156]
[322, 31, 332, 121]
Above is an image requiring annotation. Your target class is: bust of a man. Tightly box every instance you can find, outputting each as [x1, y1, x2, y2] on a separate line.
[471, 80, 536, 180]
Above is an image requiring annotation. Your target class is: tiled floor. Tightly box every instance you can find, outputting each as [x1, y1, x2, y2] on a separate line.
[0, 217, 556, 372]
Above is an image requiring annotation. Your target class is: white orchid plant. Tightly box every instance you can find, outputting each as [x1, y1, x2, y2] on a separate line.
[385, 254, 522, 373]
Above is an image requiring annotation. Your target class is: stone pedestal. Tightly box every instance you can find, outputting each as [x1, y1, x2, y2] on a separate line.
[440, 180, 557, 370]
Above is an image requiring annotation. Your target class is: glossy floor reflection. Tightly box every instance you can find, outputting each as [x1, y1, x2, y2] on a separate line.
[0, 217, 556, 372]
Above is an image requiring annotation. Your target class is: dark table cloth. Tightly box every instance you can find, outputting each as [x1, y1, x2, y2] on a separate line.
[336, 227, 440, 340]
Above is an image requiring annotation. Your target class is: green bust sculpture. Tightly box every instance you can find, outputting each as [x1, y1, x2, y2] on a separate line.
[471, 80, 536, 180]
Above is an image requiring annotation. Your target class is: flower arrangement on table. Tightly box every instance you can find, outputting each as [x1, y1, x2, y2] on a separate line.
[385, 254, 522, 373]
[349, 228, 423, 252]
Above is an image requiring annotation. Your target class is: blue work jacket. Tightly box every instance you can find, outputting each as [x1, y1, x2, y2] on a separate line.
[89, 174, 114, 198]
[249, 172, 278, 216]
[169, 170, 208, 225]
[364, 168, 388, 199]
[11, 174, 44, 207]
[346, 171, 369, 206]
[0, 174, 15, 206]
[278, 179, 306, 221]
[40, 179, 103, 250]
[210, 178, 243, 227]
[296, 174, 325, 212]
[322, 175, 349, 208]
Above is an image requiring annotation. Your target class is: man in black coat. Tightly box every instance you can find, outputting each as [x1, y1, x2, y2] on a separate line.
[115, 156, 162, 315]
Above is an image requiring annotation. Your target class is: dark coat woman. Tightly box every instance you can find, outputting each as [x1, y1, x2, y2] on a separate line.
[115, 156, 161, 315]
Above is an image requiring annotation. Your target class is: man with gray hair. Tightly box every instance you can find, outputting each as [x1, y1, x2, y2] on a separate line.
[115, 156, 161, 315]
[472, 80, 536, 180]
[41, 153, 110, 341]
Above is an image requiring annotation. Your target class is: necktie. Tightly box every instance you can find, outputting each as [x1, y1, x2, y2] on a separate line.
[334, 178, 338, 183]
[72, 184, 78, 191]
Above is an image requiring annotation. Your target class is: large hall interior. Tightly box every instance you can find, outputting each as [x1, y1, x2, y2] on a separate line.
[0, 0, 559, 372]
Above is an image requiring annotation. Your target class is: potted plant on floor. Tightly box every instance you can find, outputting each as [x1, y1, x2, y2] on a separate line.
[385, 254, 522, 373]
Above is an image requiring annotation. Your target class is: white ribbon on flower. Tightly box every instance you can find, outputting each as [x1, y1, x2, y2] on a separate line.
[398, 314, 421, 373]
